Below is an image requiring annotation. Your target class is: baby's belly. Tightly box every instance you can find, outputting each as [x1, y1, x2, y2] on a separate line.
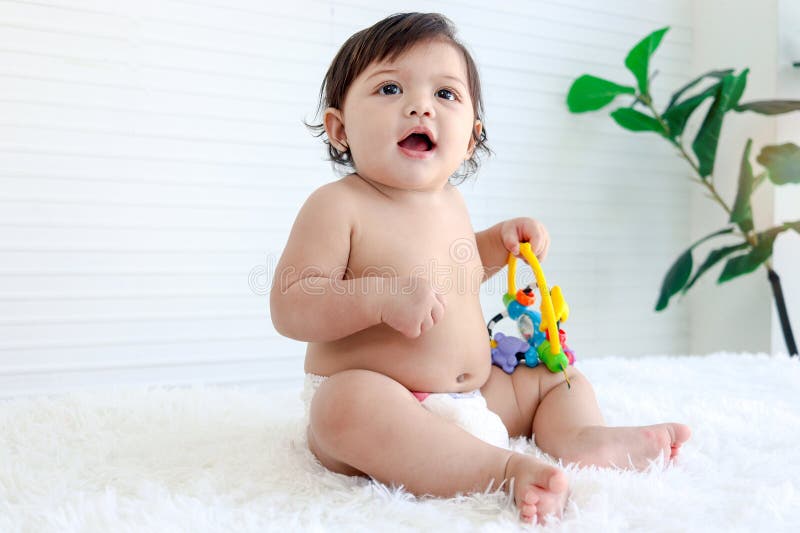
[304, 293, 492, 393]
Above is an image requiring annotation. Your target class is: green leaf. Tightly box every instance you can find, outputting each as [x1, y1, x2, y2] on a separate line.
[730, 139, 755, 233]
[655, 227, 734, 311]
[665, 69, 733, 111]
[785, 220, 800, 234]
[655, 249, 692, 311]
[683, 242, 750, 293]
[610, 108, 667, 135]
[756, 143, 800, 185]
[728, 68, 749, 109]
[692, 73, 741, 178]
[662, 83, 719, 139]
[735, 100, 800, 115]
[625, 27, 670, 97]
[718, 226, 785, 283]
[567, 75, 636, 113]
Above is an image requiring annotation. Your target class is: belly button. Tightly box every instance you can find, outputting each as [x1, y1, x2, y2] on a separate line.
[456, 373, 468, 383]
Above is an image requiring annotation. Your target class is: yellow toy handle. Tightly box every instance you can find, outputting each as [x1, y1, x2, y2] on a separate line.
[507, 242, 568, 355]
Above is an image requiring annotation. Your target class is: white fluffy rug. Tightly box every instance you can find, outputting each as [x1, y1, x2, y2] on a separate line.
[2, 353, 799, 532]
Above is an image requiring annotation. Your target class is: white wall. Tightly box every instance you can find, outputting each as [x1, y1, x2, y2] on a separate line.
[0, 0, 695, 397]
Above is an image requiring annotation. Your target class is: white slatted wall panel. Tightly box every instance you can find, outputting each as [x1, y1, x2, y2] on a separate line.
[0, 0, 693, 397]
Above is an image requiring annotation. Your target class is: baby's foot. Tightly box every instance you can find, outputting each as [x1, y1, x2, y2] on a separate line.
[504, 453, 569, 524]
[563, 423, 691, 470]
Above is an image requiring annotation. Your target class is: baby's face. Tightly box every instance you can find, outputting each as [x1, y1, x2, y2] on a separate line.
[329, 39, 481, 191]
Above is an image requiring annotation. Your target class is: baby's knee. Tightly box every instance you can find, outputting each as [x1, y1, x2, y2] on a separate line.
[539, 363, 587, 389]
[512, 363, 588, 406]
[309, 369, 395, 440]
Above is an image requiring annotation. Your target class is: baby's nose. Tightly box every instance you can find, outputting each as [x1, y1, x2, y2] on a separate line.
[404, 97, 435, 118]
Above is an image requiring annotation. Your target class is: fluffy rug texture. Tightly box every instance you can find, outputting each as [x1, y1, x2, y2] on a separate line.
[1, 353, 799, 532]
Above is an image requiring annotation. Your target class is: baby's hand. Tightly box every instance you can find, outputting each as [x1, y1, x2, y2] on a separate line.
[499, 217, 550, 261]
[379, 278, 446, 338]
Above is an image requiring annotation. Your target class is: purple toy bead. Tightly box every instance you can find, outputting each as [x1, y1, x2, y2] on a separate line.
[491, 332, 531, 374]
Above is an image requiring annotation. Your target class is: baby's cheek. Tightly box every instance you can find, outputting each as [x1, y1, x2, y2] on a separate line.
[354, 127, 388, 158]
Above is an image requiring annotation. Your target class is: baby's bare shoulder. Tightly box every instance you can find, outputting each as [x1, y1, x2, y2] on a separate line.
[307, 177, 352, 203]
[298, 177, 361, 221]
[277, 178, 357, 277]
[305, 175, 372, 209]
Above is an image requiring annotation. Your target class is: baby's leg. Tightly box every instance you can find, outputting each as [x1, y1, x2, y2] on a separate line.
[308, 369, 568, 523]
[482, 366, 691, 470]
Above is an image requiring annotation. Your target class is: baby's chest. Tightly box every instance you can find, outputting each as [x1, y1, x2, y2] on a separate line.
[347, 208, 482, 280]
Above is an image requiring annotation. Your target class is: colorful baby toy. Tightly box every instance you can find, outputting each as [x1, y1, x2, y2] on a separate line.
[488, 242, 575, 387]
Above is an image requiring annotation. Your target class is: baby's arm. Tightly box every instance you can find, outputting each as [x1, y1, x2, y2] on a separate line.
[271, 183, 446, 341]
[475, 223, 508, 282]
[270, 184, 384, 342]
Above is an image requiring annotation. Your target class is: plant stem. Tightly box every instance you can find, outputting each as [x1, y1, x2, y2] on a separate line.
[642, 98, 734, 215]
[667, 132, 765, 257]
[768, 268, 798, 355]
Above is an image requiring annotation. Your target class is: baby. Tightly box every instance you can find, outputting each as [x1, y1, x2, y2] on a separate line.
[270, 12, 691, 524]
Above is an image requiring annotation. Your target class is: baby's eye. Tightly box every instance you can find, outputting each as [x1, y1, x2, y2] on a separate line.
[379, 83, 401, 95]
[436, 88, 456, 101]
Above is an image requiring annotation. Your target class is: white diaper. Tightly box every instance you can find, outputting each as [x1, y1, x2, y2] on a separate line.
[303, 373, 509, 450]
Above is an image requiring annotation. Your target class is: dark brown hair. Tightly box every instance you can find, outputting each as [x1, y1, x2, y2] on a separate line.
[306, 12, 491, 183]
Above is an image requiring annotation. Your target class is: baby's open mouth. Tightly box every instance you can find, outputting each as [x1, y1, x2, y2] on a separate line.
[398, 132, 435, 152]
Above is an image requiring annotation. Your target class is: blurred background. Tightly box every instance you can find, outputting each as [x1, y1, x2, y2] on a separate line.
[0, 0, 797, 397]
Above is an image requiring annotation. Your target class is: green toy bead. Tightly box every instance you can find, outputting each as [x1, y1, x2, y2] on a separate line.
[502, 293, 514, 307]
[537, 340, 570, 374]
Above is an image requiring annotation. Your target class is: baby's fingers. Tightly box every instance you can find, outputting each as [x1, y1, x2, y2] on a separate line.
[501, 230, 521, 257]
[401, 322, 422, 338]
[434, 292, 447, 309]
[526, 221, 550, 260]
[430, 298, 445, 324]
[419, 314, 434, 335]
[534, 238, 550, 261]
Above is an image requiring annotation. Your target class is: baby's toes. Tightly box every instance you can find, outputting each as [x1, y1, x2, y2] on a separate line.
[517, 489, 540, 522]
[542, 494, 566, 522]
[672, 423, 692, 447]
[670, 440, 683, 459]
[665, 423, 691, 460]
[520, 503, 538, 523]
[506, 454, 569, 523]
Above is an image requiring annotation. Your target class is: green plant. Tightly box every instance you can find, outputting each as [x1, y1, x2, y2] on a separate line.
[566, 27, 800, 355]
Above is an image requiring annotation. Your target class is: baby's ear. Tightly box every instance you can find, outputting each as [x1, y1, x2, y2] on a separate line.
[465, 120, 482, 159]
[323, 107, 348, 151]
